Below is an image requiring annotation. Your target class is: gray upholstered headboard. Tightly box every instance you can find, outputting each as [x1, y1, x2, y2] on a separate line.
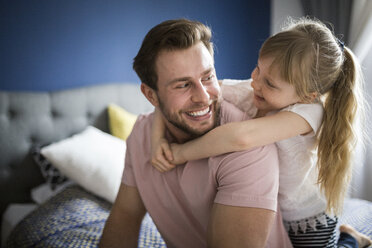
[0, 83, 153, 221]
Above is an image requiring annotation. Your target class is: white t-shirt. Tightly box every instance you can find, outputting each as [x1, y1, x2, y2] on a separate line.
[276, 103, 326, 221]
[222, 79, 326, 221]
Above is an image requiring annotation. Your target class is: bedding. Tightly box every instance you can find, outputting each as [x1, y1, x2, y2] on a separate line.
[0, 83, 154, 246]
[107, 103, 137, 140]
[5, 185, 166, 248]
[338, 198, 372, 238]
[40, 126, 126, 203]
[1, 204, 37, 248]
[4, 185, 372, 247]
[31, 145, 69, 190]
[1, 83, 371, 247]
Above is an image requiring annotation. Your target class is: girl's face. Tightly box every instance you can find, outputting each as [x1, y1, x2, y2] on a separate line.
[251, 57, 301, 116]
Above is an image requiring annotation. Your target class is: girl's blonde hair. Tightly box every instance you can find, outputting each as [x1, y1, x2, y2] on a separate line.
[259, 17, 366, 215]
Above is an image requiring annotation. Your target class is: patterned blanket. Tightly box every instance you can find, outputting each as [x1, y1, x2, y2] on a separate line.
[6, 185, 372, 247]
[6, 185, 166, 248]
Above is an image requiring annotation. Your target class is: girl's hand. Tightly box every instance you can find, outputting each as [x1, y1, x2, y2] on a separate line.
[170, 143, 187, 165]
[151, 138, 175, 173]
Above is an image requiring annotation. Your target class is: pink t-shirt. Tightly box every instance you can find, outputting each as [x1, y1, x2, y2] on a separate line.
[123, 101, 292, 248]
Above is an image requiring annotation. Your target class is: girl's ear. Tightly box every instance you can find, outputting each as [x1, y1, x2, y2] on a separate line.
[141, 83, 159, 107]
[302, 92, 319, 103]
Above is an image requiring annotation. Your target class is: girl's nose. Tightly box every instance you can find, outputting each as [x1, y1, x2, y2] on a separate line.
[251, 68, 260, 91]
[251, 80, 259, 91]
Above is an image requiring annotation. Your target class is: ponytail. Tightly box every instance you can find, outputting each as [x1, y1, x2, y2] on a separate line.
[317, 47, 364, 214]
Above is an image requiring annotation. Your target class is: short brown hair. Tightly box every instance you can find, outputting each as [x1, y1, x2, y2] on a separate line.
[133, 19, 213, 90]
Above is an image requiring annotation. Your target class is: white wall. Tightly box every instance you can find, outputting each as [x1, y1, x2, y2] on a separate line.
[271, 0, 303, 34]
[353, 49, 372, 201]
[362, 48, 372, 109]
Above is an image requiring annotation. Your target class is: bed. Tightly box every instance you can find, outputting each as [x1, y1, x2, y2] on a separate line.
[0, 82, 371, 247]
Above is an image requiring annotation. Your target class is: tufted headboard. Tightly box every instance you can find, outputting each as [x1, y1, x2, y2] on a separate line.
[0, 83, 153, 222]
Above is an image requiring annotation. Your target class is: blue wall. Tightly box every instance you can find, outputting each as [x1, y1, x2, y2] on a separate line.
[0, 0, 270, 91]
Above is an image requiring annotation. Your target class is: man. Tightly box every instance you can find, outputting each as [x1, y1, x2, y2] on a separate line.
[100, 19, 292, 248]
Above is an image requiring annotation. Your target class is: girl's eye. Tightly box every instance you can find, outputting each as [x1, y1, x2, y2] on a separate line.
[265, 80, 276, 89]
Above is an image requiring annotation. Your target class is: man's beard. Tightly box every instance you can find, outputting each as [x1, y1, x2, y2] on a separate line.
[158, 98, 221, 139]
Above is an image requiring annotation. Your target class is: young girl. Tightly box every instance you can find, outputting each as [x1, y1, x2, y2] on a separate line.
[151, 18, 371, 247]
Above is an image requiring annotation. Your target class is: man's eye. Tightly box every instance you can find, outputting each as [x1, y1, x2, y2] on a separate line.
[202, 74, 214, 81]
[176, 83, 189, 88]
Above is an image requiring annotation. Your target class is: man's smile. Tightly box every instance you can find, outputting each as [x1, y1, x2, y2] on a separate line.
[186, 106, 211, 117]
[184, 105, 214, 122]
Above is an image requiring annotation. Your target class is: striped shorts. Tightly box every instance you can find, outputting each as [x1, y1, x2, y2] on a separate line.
[284, 212, 338, 247]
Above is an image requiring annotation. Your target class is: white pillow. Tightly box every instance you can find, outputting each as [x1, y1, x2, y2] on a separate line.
[41, 126, 126, 203]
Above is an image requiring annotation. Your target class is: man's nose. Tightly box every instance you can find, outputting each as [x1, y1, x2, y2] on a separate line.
[191, 81, 210, 103]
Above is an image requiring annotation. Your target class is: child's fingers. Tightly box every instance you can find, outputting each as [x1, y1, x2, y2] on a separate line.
[161, 143, 174, 161]
[151, 159, 167, 173]
[157, 155, 175, 171]
[152, 164, 164, 173]
[154, 149, 172, 167]
[151, 156, 175, 173]
[155, 163, 166, 173]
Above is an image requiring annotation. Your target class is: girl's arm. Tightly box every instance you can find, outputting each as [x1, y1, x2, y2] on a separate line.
[151, 107, 175, 172]
[170, 111, 313, 164]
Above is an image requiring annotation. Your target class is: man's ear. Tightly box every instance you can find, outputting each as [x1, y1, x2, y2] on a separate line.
[141, 83, 159, 107]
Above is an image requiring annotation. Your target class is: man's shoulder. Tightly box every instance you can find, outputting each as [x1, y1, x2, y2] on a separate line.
[135, 112, 154, 125]
[127, 112, 154, 142]
[211, 143, 278, 170]
[208, 139, 280, 211]
[220, 101, 250, 125]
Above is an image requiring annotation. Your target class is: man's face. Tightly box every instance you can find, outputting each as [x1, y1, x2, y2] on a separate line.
[154, 42, 222, 140]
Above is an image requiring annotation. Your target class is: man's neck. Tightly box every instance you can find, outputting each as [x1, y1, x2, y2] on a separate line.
[164, 122, 193, 144]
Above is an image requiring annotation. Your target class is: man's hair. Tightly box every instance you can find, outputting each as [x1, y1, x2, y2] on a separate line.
[133, 19, 213, 90]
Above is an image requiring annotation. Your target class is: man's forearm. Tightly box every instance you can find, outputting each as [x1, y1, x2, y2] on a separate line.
[207, 204, 275, 248]
[99, 211, 144, 248]
[99, 184, 146, 248]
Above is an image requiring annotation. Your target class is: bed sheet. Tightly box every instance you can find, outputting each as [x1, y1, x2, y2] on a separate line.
[3, 185, 372, 247]
[4, 185, 166, 248]
[1, 204, 37, 248]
